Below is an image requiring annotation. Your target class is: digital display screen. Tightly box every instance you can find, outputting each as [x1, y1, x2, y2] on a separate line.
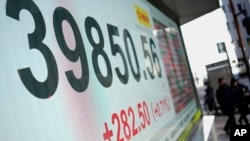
[0, 0, 198, 140]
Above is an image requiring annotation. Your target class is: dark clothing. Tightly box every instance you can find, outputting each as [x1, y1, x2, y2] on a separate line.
[216, 84, 236, 114]
[204, 86, 216, 113]
[216, 84, 236, 132]
[232, 83, 249, 105]
[204, 95, 215, 111]
[231, 83, 250, 124]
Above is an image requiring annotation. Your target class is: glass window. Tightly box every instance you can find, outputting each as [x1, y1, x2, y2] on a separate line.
[221, 5, 226, 13]
[226, 22, 231, 30]
[246, 38, 250, 46]
[228, 4, 232, 13]
[238, 39, 241, 47]
[232, 21, 236, 29]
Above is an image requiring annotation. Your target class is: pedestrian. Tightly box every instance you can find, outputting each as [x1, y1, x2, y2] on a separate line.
[194, 73, 199, 84]
[204, 82, 216, 114]
[230, 78, 250, 125]
[216, 77, 237, 134]
[195, 76, 199, 84]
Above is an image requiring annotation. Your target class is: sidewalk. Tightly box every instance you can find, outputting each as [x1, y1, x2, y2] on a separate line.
[188, 77, 250, 141]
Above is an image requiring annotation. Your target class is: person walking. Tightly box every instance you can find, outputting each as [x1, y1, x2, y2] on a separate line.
[204, 82, 217, 114]
[216, 77, 237, 134]
[230, 78, 250, 125]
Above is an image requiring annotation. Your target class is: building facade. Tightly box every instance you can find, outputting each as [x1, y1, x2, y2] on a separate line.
[221, 0, 250, 63]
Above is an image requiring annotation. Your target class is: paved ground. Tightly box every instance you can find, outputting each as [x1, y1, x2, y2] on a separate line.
[188, 77, 250, 141]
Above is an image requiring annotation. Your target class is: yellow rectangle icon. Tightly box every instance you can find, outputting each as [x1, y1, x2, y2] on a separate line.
[135, 5, 151, 28]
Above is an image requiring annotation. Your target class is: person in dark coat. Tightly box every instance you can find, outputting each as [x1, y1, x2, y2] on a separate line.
[230, 78, 250, 125]
[204, 82, 217, 114]
[216, 77, 237, 134]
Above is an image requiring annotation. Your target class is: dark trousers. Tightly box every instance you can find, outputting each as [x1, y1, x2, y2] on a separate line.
[224, 112, 236, 132]
[239, 114, 249, 124]
[238, 104, 250, 124]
